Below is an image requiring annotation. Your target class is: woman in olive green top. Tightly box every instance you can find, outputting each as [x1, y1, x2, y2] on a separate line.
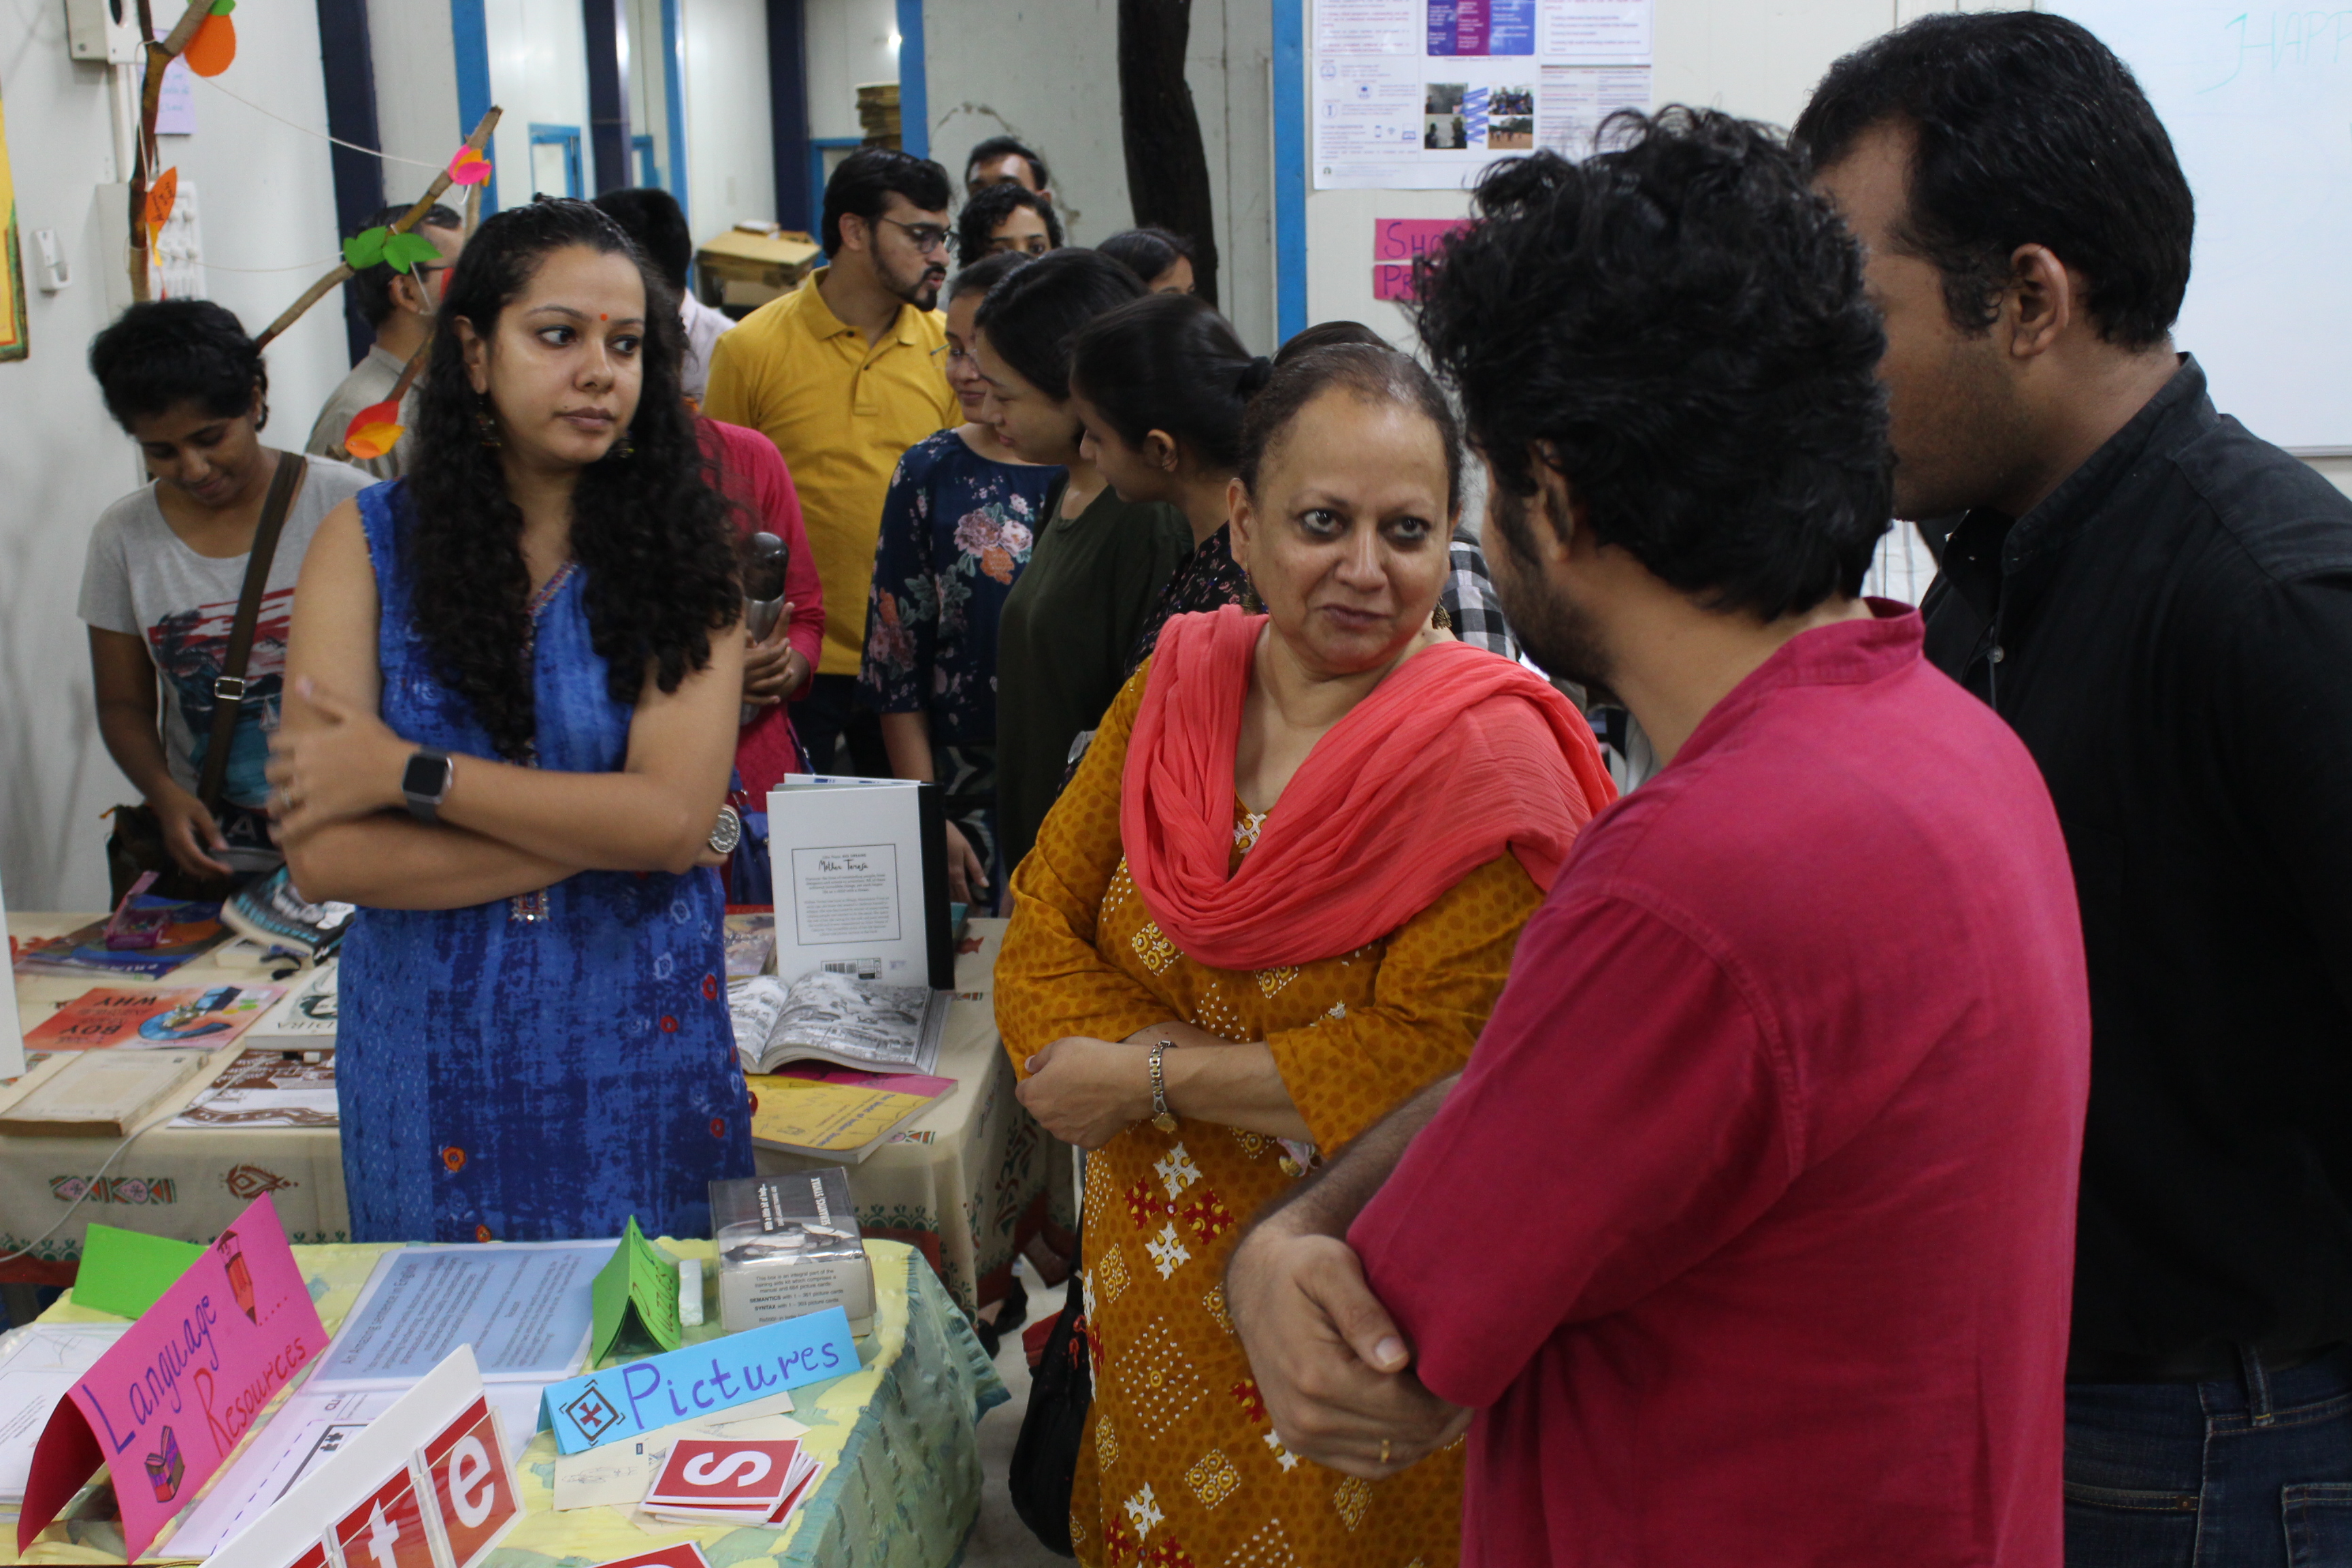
[973, 250, 1191, 881]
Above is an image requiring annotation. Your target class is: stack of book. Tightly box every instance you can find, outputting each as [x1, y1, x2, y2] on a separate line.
[640, 1437, 820, 1527]
[855, 82, 900, 148]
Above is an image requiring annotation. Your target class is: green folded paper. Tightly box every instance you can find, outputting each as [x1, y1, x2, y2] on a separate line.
[72, 1225, 205, 1319]
[588, 1216, 683, 1366]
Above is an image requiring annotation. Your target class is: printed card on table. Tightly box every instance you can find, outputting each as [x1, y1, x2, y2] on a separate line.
[538, 1306, 858, 1453]
[642, 1437, 799, 1511]
[16, 1192, 326, 1562]
[207, 1345, 523, 1568]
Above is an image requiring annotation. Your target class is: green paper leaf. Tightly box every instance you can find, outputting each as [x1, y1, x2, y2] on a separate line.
[587, 1216, 683, 1366]
[381, 231, 441, 274]
[74, 1224, 205, 1320]
[342, 226, 389, 271]
[210, 0, 235, 13]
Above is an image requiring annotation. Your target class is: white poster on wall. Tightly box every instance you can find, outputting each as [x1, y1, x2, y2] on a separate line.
[1313, 0, 1654, 189]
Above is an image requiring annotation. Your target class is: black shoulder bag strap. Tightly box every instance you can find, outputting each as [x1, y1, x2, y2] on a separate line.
[193, 450, 306, 812]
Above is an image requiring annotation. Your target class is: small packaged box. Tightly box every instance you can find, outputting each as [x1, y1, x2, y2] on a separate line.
[710, 1169, 877, 1336]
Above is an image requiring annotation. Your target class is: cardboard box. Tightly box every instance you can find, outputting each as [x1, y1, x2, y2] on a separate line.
[695, 226, 821, 313]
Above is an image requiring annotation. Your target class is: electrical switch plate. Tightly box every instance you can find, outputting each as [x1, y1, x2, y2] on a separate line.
[96, 180, 206, 313]
[33, 229, 69, 293]
[64, 0, 141, 65]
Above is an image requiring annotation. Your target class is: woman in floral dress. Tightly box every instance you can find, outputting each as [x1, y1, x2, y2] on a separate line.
[862, 251, 1060, 903]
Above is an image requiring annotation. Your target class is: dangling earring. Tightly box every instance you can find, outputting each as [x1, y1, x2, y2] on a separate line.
[1240, 574, 1264, 615]
[610, 433, 636, 460]
[1432, 602, 1453, 632]
[475, 399, 501, 448]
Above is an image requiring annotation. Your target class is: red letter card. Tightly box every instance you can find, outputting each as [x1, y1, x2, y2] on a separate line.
[331, 1467, 438, 1568]
[16, 1192, 326, 1561]
[642, 1438, 798, 1511]
[589, 1548, 714, 1568]
[419, 1397, 521, 1567]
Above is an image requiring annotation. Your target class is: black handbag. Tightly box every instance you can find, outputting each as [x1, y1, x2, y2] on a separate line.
[1007, 1243, 1091, 1556]
[105, 451, 306, 906]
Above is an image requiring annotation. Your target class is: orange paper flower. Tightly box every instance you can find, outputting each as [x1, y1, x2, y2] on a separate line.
[143, 167, 178, 235]
[342, 400, 404, 461]
[182, 13, 236, 76]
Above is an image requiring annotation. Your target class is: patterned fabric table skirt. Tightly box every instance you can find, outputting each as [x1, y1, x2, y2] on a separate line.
[18, 1237, 1007, 1568]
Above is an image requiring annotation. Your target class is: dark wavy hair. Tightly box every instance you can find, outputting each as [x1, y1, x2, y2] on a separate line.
[1237, 342, 1462, 514]
[971, 248, 1144, 401]
[406, 198, 737, 760]
[956, 182, 1064, 265]
[1069, 293, 1261, 473]
[88, 298, 268, 429]
[823, 148, 952, 255]
[1794, 12, 2191, 350]
[1096, 226, 1193, 287]
[1414, 108, 1890, 620]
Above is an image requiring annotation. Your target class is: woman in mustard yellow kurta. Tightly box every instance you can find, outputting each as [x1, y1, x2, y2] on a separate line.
[996, 341, 1616, 1568]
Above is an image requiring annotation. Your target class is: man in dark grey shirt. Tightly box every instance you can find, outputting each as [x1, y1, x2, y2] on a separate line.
[1801, 15, 2352, 1565]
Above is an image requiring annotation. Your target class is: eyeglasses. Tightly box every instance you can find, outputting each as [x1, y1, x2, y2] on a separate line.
[876, 216, 951, 255]
[930, 343, 977, 365]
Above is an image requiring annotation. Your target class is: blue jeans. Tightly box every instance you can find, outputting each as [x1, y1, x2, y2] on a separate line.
[2068, 1347, 2352, 1566]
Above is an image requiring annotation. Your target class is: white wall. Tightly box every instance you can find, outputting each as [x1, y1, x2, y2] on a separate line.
[484, 0, 595, 200]
[370, 0, 462, 185]
[0, 0, 348, 911]
[921, 0, 1279, 351]
[681, 0, 779, 235]
[804, 0, 900, 144]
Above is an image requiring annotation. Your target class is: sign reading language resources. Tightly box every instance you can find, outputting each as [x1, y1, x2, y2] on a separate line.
[538, 1306, 859, 1454]
[17, 1193, 327, 1561]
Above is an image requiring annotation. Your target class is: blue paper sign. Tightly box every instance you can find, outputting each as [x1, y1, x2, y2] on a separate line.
[536, 1307, 859, 1453]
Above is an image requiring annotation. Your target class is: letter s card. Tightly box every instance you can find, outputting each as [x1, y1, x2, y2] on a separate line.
[642, 1439, 798, 1512]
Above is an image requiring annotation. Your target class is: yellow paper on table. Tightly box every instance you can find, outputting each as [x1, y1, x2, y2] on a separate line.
[745, 1066, 951, 1161]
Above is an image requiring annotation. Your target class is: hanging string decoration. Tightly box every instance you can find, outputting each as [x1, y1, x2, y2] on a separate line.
[182, 0, 238, 77]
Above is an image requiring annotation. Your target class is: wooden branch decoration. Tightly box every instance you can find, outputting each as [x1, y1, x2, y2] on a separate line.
[253, 106, 503, 351]
[126, 0, 213, 302]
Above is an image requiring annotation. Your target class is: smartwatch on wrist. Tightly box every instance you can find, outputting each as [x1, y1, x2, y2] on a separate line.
[402, 747, 455, 824]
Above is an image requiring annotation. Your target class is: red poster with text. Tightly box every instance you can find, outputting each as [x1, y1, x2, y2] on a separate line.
[419, 1397, 521, 1567]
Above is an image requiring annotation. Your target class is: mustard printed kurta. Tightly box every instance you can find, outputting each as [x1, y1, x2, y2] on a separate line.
[997, 670, 1544, 1568]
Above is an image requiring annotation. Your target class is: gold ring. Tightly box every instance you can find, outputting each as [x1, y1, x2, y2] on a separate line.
[1378, 1437, 1391, 1465]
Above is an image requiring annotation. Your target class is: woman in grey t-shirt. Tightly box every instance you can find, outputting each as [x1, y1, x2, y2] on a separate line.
[80, 299, 372, 883]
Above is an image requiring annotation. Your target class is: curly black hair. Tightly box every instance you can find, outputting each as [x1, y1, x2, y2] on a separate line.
[88, 298, 269, 429]
[1414, 108, 1890, 621]
[1793, 12, 2191, 351]
[405, 198, 737, 760]
[956, 182, 1064, 266]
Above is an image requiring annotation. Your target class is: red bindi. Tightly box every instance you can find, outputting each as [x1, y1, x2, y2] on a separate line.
[600, 313, 608, 321]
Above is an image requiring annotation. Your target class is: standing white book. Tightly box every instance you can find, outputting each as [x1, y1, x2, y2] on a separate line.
[766, 775, 953, 990]
[246, 961, 338, 1039]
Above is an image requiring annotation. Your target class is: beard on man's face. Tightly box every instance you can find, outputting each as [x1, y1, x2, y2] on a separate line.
[1486, 483, 1614, 692]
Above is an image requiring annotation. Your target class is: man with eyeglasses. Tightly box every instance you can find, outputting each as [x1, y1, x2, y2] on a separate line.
[706, 149, 961, 774]
[305, 201, 465, 480]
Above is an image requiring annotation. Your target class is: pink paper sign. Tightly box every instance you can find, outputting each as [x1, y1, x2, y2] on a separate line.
[1372, 265, 1418, 302]
[1371, 217, 1471, 263]
[17, 1194, 327, 1561]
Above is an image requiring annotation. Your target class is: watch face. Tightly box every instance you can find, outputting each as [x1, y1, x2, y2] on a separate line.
[402, 751, 450, 800]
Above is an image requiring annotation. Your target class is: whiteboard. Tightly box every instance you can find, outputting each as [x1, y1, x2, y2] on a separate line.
[2046, 2, 2352, 453]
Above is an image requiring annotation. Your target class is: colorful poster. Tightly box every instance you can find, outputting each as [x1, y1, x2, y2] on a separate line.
[1313, 0, 1652, 189]
[0, 74, 23, 363]
[16, 1194, 328, 1561]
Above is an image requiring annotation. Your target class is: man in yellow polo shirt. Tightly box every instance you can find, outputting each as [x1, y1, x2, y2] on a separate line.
[705, 149, 959, 773]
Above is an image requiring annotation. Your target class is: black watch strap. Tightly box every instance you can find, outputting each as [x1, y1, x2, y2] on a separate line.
[402, 747, 455, 824]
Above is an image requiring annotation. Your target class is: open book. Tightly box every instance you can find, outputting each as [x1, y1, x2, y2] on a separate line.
[728, 970, 946, 1076]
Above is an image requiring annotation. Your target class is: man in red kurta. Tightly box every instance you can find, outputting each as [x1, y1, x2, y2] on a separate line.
[1224, 109, 2090, 1567]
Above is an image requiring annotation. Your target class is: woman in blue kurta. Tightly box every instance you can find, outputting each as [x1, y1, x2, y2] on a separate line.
[265, 200, 753, 1241]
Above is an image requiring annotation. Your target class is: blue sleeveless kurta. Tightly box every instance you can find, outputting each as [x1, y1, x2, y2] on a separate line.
[338, 481, 753, 1242]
